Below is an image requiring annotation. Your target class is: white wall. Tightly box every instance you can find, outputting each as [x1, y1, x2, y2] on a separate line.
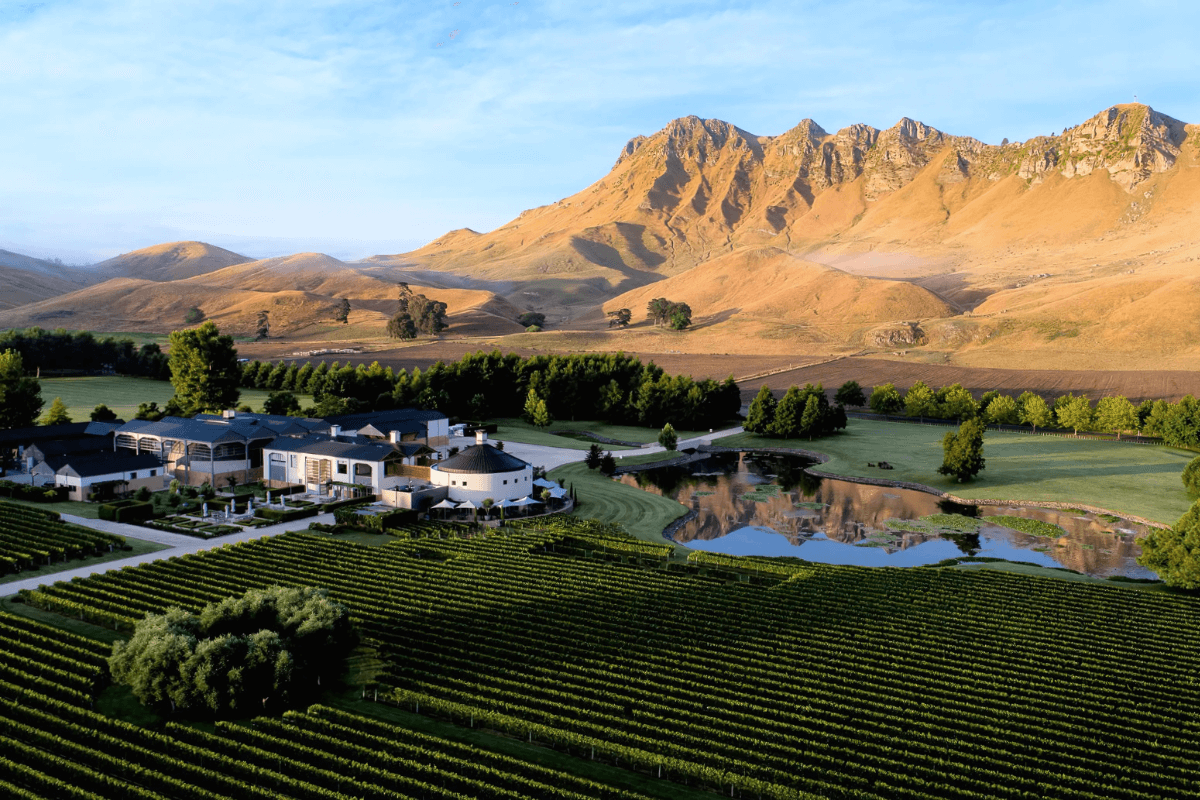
[431, 465, 534, 504]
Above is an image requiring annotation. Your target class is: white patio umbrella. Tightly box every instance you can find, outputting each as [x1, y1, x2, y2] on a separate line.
[548, 487, 567, 499]
[533, 478, 557, 489]
[431, 499, 458, 509]
[457, 500, 478, 509]
[514, 496, 540, 506]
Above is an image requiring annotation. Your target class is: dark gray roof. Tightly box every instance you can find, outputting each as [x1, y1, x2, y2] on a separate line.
[26, 436, 114, 461]
[51, 452, 164, 478]
[435, 444, 529, 474]
[0, 422, 94, 448]
[265, 435, 402, 462]
[117, 416, 281, 444]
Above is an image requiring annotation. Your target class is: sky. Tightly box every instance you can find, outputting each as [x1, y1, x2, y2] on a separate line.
[2, 0, 1198, 264]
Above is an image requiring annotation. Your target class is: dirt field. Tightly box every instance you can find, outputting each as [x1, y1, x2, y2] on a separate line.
[237, 338, 1200, 404]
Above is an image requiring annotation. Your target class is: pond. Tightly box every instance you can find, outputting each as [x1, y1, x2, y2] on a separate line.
[619, 452, 1158, 579]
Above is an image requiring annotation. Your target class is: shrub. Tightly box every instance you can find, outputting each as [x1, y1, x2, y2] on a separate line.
[99, 500, 154, 524]
[1183, 456, 1200, 496]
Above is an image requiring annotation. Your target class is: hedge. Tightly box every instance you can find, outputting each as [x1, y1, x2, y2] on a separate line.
[98, 500, 154, 524]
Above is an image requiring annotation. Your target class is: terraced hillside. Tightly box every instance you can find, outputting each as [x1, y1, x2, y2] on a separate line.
[6, 517, 1200, 799]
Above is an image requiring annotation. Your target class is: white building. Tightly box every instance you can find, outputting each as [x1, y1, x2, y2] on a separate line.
[429, 432, 534, 504]
[262, 434, 433, 497]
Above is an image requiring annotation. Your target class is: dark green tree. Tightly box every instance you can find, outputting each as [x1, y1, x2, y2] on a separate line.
[108, 586, 355, 716]
[584, 443, 603, 470]
[0, 349, 42, 429]
[518, 312, 546, 328]
[868, 383, 903, 415]
[167, 322, 241, 416]
[744, 386, 777, 435]
[607, 308, 632, 327]
[799, 395, 821, 440]
[135, 401, 166, 422]
[184, 306, 205, 324]
[770, 386, 803, 439]
[599, 451, 617, 476]
[90, 403, 119, 422]
[658, 423, 678, 451]
[937, 418, 986, 483]
[255, 310, 270, 340]
[334, 298, 351, 324]
[835, 380, 866, 407]
[386, 313, 418, 341]
[1137, 499, 1200, 590]
[668, 303, 692, 331]
[263, 391, 301, 416]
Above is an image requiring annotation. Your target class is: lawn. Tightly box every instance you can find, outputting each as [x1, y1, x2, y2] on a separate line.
[491, 418, 722, 451]
[0, 497, 104, 519]
[39, 376, 312, 421]
[0, 537, 167, 586]
[549, 460, 689, 548]
[716, 419, 1197, 525]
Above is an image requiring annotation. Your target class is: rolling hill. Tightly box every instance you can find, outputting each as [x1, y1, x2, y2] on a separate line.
[1, 103, 1196, 368]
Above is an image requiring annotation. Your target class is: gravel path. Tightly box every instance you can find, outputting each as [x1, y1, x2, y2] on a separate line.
[2, 514, 336, 597]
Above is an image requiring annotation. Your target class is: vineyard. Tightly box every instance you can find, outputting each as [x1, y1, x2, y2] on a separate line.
[5, 515, 1200, 799]
[0, 502, 125, 576]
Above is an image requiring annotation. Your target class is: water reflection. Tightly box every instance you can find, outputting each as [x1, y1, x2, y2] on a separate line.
[620, 452, 1156, 579]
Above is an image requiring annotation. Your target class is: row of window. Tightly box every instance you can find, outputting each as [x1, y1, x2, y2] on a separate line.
[449, 475, 530, 488]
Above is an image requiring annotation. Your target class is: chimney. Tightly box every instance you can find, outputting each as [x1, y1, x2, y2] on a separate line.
[330, 424, 342, 439]
[476, 430, 488, 445]
[389, 429, 401, 444]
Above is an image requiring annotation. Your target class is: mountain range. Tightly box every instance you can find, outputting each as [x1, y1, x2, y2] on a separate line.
[0, 103, 1196, 369]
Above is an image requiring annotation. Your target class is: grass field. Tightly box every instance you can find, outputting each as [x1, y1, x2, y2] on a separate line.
[492, 417, 722, 451]
[0, 537, 167, 586]
[549, 460, 689, 547]
[39, 376, 312, 421]
[717, 418, 1197, 525]
[0, 497, 103, 519]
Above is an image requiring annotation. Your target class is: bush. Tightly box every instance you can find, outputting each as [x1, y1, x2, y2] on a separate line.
[135, 486, 152, 502]
[255, 506, 318, 523]
[108, 586, 356, 716]
[99, 500, 154, 524]
[1183, 456, 1200, 496]
[525, 325, 542, 333]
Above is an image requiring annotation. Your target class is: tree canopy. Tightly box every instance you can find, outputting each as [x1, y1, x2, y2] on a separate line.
[658, 423, 678, 451]
[869, 383, 903, 415]
[40, 397, 71, 426]
[1137, 499, 1200, 590]
[0, 349, 43, 429]
[937, 418, 986, 483]
[108, 586, 356, 717]
[388, 283, 448, 339]
[167, 322, 241, 416]
[1182, 456, 1200, 497]
[835, 381, 866, 407]
[607, 308, 632, 327]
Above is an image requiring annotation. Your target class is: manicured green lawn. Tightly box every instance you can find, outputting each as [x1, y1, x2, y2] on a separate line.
[717, 419, 1197, 525]
[491, 418, 723, 451]
[0, 537, 168, 586]
[0, 497, 104, 518]
[549, 461, 688, 547]
[39, 376, 312, 421]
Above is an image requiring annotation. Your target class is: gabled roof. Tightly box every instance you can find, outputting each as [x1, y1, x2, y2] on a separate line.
[264, 434, 404, 462]
[117, 416, 280, 444]
[0, 422, 94, 448]
[434, 444, 530, 475]
[51, 452, 164, 479]
[26, 436, 114, 460]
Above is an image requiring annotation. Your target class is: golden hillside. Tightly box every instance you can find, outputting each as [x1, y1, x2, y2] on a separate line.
[0, 250, 526, 340]
[92, 241, 253, 282]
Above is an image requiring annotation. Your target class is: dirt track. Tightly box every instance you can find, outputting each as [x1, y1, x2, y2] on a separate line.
[238, 340, 1200, 403]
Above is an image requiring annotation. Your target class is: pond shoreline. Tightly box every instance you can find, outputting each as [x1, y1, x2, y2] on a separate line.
[680, 444, 1171, 533]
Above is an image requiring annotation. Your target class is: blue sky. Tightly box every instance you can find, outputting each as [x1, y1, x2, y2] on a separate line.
[2, 0, 1197, 263]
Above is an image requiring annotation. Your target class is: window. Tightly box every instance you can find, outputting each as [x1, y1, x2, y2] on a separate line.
[150, 470, 157, 477]
[336, 461, 348, 475]
[289, 454, 297, 468]
[503, 479, 508, 485]
[130, 472, 137, 479]
[451, 480, 456, 486]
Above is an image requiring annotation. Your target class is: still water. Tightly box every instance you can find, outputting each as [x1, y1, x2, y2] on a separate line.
[619, 452, 1157, 579]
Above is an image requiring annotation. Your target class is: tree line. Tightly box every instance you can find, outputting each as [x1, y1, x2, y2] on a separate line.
[0, 327, 169, 379]
[860, 380, 1200, 447]
[744, 384, 848, 440]
[241, 349, 741, 429]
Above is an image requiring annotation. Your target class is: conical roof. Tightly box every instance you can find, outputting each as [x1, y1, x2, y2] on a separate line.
[436, 443, 529, 474]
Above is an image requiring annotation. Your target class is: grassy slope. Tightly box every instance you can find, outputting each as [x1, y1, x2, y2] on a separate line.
[550, 460, 689, 547]
[0, 497, 104, 518]
[0, 537, 167, 586]
[717, 419, 1196, 525]
[39, 376, 312, 421]
[492, 418, 720, 451]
